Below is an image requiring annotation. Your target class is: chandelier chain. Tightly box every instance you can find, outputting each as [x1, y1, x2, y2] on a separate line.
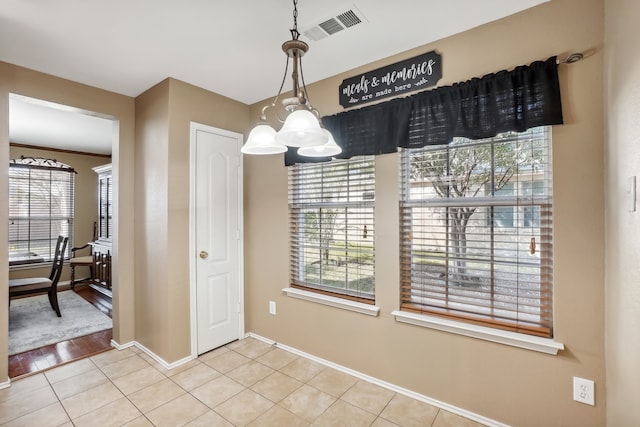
[290, 0, 300, 40]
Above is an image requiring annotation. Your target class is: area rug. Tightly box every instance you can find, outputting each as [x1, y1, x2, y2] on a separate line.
[9, 290, 112, 355]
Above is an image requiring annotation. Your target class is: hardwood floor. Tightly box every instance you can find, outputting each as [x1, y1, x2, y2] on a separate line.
[8, 286, 113, 379]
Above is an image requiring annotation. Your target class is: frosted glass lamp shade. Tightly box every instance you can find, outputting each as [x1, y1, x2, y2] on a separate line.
[241, 124, 287, 155]
[298, 130, 342, 157]
[275, 109, 328, 147]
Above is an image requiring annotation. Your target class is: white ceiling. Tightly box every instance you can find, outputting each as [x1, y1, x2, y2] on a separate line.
[1, 0, 548, 155]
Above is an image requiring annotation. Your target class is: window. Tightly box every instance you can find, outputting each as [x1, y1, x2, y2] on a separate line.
[289, 156, 375, 302]
[400, 127, 553, 337]
[9, 156, 75, 265]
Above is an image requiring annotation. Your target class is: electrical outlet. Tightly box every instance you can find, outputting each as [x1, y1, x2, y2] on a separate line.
[573, 376, 595, 406]
[269, 301, 276, 315]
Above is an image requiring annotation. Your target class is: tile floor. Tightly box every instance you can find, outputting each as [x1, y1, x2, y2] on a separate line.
[0, 337, 486, 427]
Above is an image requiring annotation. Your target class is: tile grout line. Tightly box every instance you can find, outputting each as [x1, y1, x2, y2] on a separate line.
[181, 353, 244, 426]
[191, 345, 316, 425]
[229, 345, 317, 425]
[148, 343, 322, 425]
[53, 348, 150, 424]
[97, 353, 165, 426]
[161, 358, 230, 425]
[226, 344, 384, 425]
[230, 342, 423, 426]
[44, 358, 88, 426]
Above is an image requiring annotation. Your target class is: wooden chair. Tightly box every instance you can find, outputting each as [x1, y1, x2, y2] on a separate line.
[69, 222, 97, 289]
[9, 236, 69, 317]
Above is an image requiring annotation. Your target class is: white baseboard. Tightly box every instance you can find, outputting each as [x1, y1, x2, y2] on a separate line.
[110, 339, 134, 351]
[247, 332, 509, 427]
[111, 339, 195, 371]
[112, 333, 507, 426]
[0, 378, 11, 390]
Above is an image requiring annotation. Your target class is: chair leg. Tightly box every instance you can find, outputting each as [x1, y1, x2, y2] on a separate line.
[70, 265, 76, 289]
[48, 288, 61, 317]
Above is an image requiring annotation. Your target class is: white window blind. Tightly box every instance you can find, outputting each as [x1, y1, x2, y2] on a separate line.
[9, 157, 75, 264]
[289, 156, 375, 302]
[400, 127, 553, 337]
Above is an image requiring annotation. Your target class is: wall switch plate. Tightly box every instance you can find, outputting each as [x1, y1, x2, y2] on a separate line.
[269, 301, 276, 315]
[573, 376, 595, 406]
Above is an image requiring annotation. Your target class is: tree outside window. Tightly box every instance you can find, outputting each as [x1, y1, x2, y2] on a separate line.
[400, 127, 553, 336]
[289, 157, 375, 301]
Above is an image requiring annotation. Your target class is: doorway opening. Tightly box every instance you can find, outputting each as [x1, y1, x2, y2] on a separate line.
[7, 94, 118, 378]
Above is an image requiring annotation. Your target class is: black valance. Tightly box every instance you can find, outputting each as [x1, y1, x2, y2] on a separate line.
[285, 56, 563, 166]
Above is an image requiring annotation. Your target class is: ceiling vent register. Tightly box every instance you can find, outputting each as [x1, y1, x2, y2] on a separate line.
[302, 7, 366, 41]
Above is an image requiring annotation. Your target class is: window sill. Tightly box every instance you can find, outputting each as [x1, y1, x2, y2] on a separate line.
[283, 287, 380, 316]
[391, 310, 564, 355]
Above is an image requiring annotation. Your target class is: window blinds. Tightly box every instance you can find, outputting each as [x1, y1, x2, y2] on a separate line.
[8, 158, 75, 263]
[289, 156, 375, 301]
[400, 127, 553, 337]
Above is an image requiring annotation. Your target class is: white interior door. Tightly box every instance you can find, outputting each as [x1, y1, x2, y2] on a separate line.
[191, 123, 243, 355]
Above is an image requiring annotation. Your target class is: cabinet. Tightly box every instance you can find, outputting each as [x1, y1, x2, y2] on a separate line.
[93, 163, 113, 249]
[90, 163, 112, 294]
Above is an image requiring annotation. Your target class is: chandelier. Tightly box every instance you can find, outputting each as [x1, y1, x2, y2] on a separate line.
[241, 0, 341, 157]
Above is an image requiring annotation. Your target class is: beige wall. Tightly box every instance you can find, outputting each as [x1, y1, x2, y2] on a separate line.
[134, 80, 172, 360]
[244, 0, 606, 425]
[605, 0, 640, 425]
[134, 78, 250, 362]
[8, 145, 110, 283]
[0, 62, 136, 382]
[2, 0, 629, 424]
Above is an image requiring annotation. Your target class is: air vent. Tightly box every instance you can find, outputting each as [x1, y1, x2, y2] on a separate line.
[301, 6, 367, 42]
[318, 18, 345, 36]
[303, 26, 329, 42]
[337, 10, 361, 28]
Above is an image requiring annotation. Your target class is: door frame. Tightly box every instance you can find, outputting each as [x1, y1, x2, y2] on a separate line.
[188, 121, 245, 357]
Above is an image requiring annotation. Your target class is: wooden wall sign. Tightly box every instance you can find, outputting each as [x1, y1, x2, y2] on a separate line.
[339, 50, 442, 108]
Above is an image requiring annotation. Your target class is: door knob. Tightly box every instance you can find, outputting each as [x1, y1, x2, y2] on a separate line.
[199, 251, 208, 259]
